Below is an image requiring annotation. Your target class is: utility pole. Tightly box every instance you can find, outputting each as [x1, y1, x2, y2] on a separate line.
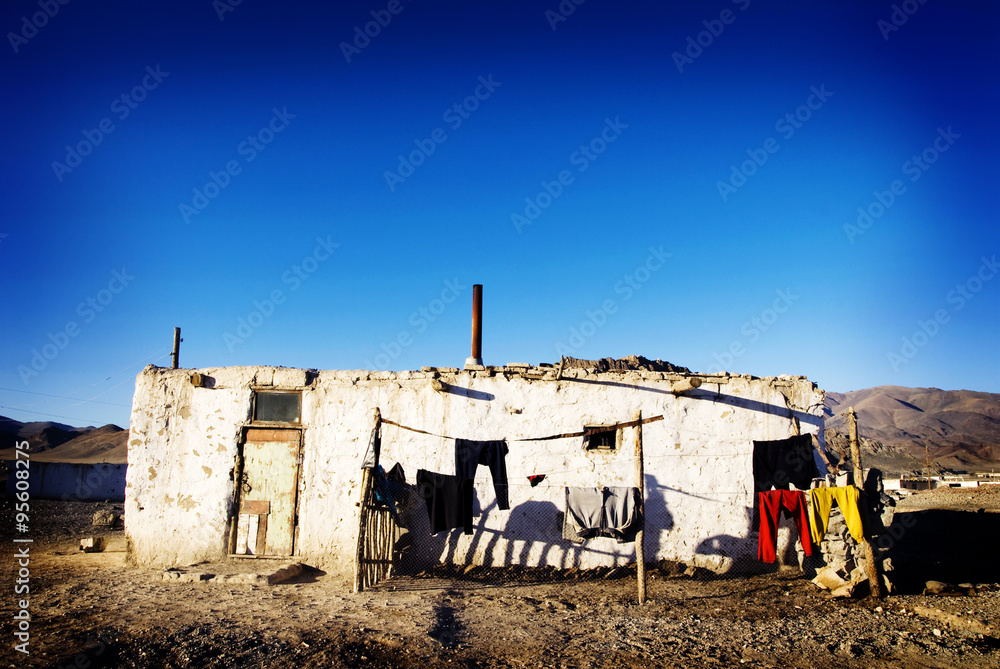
[171, 327, 181, 369]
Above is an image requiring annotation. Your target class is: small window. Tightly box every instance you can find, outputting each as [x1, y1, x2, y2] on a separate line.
[584, 426, 618, 451]
[254, 391, 301, 423]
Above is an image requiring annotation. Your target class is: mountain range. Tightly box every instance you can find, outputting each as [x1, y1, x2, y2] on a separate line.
[824, 386, 1000, 473]
[0, 416, 127, 463]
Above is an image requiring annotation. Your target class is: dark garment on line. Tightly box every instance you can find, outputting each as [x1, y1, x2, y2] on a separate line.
[455, 439, 510, 510]
[416, 469, 473, 535]
[373, 463, 408, 526]
[752, 434, 819, 492]
[563, 486, 642, 544]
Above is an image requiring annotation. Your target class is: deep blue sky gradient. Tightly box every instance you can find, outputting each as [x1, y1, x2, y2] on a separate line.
[2, 0, 997, 427]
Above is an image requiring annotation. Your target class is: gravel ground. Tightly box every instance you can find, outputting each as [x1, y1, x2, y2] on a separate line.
[1, 492, 999, 668]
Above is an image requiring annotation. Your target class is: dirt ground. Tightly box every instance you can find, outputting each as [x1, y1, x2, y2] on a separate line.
[2, 488, 999, 668]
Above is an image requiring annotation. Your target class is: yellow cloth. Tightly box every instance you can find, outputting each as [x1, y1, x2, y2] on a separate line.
[809, 486, 865, 544]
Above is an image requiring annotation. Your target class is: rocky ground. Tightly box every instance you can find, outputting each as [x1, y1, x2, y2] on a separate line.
[2, 489, 999, 668]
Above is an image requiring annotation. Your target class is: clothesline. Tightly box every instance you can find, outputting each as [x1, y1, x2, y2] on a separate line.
[380, 414, 666, 443]
[380, 415, 798, 446]
[378, 452, 750, 495]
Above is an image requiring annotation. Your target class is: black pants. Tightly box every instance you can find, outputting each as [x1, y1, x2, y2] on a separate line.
[455, 439, 509, 510]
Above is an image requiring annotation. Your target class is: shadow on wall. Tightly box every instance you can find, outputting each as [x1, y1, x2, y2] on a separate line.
[884, 509, 1000, 593]
[392, 473, 826, 579]
[564, 376, 823, 428]
[393, 474, 683, 574]
[694, 506, 807, 577]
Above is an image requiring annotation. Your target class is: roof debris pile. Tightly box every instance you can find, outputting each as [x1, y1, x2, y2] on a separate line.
[559, 355, 691, 374]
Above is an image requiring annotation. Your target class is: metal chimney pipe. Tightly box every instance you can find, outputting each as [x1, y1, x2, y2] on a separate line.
[465, 284, 483, 368]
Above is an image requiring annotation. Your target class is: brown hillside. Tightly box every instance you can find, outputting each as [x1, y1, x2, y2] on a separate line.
[825, 386, 1000, 472]
[0, 420, 127, 464]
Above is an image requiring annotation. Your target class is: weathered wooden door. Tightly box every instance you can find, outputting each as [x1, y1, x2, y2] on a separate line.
[235, 428, 301, 556]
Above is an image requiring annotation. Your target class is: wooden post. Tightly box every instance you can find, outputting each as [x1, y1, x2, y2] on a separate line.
[354, 408, 383, 593]
[848, 407, 862, 487]
[848, 407, 884, 599]
[633, 410, 646, 605]
[171, 327, 181, 369]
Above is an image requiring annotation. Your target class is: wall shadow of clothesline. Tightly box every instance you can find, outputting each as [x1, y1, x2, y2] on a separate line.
[392, 474, 676, 581]
[562, 377, 821, 427]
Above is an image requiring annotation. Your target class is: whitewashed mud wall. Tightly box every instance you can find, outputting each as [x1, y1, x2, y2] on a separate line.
[126, 365, 825, 573]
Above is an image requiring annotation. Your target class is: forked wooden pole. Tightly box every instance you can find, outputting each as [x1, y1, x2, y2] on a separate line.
[849, 407, 884, 599]
[354, 407, 383, 593]
[634, 410, 646, 605]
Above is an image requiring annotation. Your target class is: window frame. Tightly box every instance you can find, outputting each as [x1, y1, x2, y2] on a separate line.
[251, 389, 302, 425]
[583, 424, 620, 452]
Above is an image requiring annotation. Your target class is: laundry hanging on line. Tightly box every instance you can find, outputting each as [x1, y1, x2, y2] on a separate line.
[752, 434, 819, 492]
[416, 469, 474, 536]
[757, 489, 813, 563]
[455, 439, 510, 510]
[563, 486, 642, 544]
[809, 485, 865, 545]
[373, 463, 408, 527]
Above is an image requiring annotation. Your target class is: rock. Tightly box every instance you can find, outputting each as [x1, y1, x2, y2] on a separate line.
[924, 580, 953, 595]
[79, 536, 107, 553]
[830, 583, 856, 599]
[812, 567, 848, 591]
[683, 565, 712, 580]
[92, 510, 118, 527]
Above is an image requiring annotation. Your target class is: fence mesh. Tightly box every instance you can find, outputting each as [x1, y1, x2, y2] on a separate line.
[356, 462, 894, 597]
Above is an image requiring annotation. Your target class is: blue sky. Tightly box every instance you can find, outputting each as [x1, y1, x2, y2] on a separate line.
[1, 0, 997, 428]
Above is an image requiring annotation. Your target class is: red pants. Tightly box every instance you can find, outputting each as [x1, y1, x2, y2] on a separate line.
[758, 490, 813, 563]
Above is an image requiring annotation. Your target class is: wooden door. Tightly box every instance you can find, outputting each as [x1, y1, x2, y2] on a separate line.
[235, 428, 301, 556]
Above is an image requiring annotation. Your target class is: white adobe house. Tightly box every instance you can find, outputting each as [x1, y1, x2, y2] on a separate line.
[124, 360, 827, 576]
